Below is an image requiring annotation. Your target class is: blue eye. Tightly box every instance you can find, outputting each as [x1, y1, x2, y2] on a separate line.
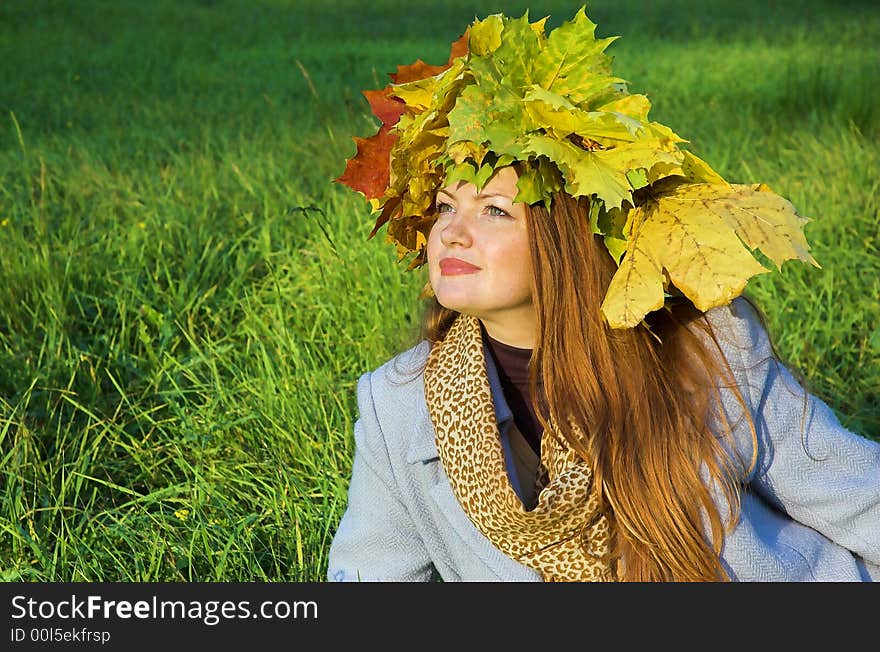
[436, 202, 454, 214]
[486, 205, 509, 217]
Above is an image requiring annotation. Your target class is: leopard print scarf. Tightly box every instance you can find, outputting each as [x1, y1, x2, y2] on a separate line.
[423, 313, 616, 581]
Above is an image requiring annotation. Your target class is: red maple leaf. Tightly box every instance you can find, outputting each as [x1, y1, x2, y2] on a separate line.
[335, 124, 396, 200]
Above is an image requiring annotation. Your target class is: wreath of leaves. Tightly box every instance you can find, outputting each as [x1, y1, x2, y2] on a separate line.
[337, 7, 819, 328]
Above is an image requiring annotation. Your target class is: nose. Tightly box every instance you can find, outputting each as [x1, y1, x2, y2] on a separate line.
[438, 209, 473, 248]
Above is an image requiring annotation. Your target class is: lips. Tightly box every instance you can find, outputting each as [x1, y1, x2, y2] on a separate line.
[439, 257, 481, 275]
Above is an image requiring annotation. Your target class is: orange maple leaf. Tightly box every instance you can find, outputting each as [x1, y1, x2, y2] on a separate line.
[363, 87, 405, 126]
[337, 30, 469, 202]
[390, 31, 469, 85]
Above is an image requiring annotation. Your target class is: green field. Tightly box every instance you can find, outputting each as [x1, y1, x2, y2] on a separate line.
[1, 0, 878, 581]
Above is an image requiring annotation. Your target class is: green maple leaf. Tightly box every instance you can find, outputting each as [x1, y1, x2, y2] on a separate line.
[468, 14, 504, 56]
[443, 160, 480, 188]
[532, 6, 623, 107]
[447, 83, 492, 144]
[514, 157, 564, 204]
[523, 99, 641, 144]
[523, 134, 633, 209]
[492, 12, 542, 89]
[597, 205, 630, 263]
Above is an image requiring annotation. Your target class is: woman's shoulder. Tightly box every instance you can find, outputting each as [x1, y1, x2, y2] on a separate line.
[355, 339, 436, 462]
[357, 339, 432, 419]
[693, 296, 778, 406]
[366, 339, 432, 387]
[703, 295, 770, 350]
[698, 296, 776, 375]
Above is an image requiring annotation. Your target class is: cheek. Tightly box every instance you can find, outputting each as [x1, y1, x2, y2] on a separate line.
[426, 226, 442, 277]
[426, 224, 440, 257]
[496, 237, 531, 282]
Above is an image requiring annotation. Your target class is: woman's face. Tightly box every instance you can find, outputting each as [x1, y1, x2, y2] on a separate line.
[427, 166, 536, 346]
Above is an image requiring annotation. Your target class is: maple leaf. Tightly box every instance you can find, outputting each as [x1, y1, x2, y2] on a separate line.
[523, 97, 642, 144]
[468, 14, 504, 55]
[523, 134, 633, 209]
[368, 196, 401, 240]
[363, 87, 405, 126]
[445, 140, 488, 165]
[391, 76, 438, 111]
[391, 60, 449, 84]
[443, 160, 480, 188]
[335, 124, 396, 200]
[447, 83, 493, 144]
[601, 183, 820, 328]
[597, 94, 651, 123]
[594, 139, 684, 186]
[532, 6, 622, 107]
[511, 157, 564, 204]
[447, 32, 470, 62]
[680, 151, 726, 184]
[487, 12, 542, 86]
[696, 182, 818, 269]
[597, 205, 630, 264]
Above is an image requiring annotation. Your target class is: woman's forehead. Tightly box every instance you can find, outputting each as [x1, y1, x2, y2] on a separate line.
[440, 166, 520, 199]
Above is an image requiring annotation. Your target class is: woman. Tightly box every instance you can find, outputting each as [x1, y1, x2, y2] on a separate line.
[327, 9, 880, 581]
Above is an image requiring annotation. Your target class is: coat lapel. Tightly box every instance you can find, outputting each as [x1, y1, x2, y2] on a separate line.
[402, 328, 537, 580]
[427, 474, 542, 581]
[405, 335, 512, 465]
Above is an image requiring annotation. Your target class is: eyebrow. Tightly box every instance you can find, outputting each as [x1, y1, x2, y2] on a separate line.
[437, 189, 510, 201]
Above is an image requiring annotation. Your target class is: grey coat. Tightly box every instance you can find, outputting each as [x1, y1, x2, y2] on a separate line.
[327, 298, 880, 581]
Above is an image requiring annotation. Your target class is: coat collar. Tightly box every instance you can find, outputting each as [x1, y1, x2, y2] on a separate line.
[406, 332, 512, 464]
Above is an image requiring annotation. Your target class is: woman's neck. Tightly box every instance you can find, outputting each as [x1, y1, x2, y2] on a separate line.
[478, 314, 536, 349]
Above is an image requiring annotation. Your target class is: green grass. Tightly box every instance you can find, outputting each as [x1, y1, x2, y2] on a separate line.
[1, 0, 878, 581]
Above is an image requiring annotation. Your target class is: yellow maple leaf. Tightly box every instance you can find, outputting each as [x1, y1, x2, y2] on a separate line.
[469, 14, 503, 55]
[601, 183, 820, 328]
[392, 78, 436, 111]
[707, 182, 817, 269]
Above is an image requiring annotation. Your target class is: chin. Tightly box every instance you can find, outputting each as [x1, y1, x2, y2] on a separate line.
[433, 279, 487, 314]
[434, 293, 474, 315]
